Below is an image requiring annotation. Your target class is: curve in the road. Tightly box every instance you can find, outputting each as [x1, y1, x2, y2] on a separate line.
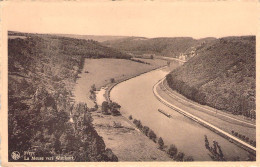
[153, 78, 256, 153]
[161, 79, 256, 127]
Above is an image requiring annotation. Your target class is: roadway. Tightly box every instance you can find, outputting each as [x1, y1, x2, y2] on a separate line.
[153, 77, 256, 152]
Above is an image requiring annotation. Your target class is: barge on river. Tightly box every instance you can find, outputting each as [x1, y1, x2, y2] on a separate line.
[158, 109, 171, 118]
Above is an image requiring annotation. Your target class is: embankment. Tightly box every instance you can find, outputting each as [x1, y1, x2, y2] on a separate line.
[153, 78, 256, 156]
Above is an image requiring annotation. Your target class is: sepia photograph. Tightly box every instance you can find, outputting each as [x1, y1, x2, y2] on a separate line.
[0, 0, 258, 166]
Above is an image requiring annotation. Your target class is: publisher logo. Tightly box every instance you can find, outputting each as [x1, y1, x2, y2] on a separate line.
[11, 151, 20, 160]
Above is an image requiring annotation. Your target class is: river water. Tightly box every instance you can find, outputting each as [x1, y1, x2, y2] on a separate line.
[110, 62, 249, 161]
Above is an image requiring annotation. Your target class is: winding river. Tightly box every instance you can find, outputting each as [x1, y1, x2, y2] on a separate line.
[110, 61, 249, 161]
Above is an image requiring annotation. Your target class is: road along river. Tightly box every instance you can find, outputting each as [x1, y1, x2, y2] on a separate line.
[110, 62, 250, 161]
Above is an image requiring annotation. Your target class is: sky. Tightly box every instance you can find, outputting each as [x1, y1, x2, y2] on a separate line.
[3, 1, 258, 39]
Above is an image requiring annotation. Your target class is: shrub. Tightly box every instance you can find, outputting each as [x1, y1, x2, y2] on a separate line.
[128, 115, 133, 120]
[245, 137, 249, 142]
[234, 132, 238, 136]
[91, 84, 96, 91]
[231, 130, 234, 134]
[184, 156, 194, 161]
[111, 109, 121, 116]
[110, 78, 115, 83]
[113, 122, 122, 128]
[167, 144, 178, 158]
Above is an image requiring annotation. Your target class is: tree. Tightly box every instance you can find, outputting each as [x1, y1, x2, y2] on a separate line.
[216, 143, 224, 159]
[109, 102, 121, 112]
[148, 130, 157, 142]
[111, 109, 121, 116]
[150, 55, 154, 59]
[204, 135, 209, 149]
[176, 152, 185, 161]
[133, 119, 142, 129]
[167, 144, 178, 158]
[158, 137, 164, 149]
[101, 101, 109, 115]
[109, 102, 121, 116]
[142, 126, 150, 136]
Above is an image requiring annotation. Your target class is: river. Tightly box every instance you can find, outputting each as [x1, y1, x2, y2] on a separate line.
[110, 61, 249, 161]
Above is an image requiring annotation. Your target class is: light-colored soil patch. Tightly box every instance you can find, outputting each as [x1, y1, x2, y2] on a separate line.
[73, 58, 166, 107]
[8, 35, 27, 39]
[92, 111, 172, 161]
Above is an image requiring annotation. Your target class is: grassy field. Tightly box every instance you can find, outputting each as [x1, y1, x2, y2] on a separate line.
[73, 58, 167, 108]
[92, 111, 172, 161]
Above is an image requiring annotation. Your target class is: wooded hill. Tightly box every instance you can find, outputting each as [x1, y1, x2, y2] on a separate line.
[102, 37, 216, 58]
[8, 33, 123, 161]
[166, 36, 256, 118]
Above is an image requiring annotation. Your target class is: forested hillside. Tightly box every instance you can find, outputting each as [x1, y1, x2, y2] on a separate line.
[166, 36, 256, 118]
[8, 33, 122, 161]
[103, 37, 215, 58]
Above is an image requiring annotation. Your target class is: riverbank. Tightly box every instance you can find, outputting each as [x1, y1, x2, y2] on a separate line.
[154, 78, 256, 155]
[91, 65, 173, 161]
[73, 58, 175, 161]
[91, 111, 172, 161]
[104, 65, 168, 103]
[73, 58, 167, 108]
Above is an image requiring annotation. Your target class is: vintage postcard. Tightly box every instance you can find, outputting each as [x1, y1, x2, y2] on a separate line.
[0, 0, 259, 166]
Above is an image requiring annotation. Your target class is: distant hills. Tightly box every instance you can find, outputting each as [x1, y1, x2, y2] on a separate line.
[8, 31, 131, 61]
[102, 36, 216, 58]
[8, 31, 129, 42]
[166, 36, 256, 117]
[9, 31, 218, 59]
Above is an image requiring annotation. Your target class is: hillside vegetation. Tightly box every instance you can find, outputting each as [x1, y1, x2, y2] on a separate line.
[166, 36, 255, 118]
[103, 37, 215, 58]
[8, 33, 127, 161]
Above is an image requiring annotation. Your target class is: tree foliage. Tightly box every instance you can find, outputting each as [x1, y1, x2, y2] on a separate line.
[167, 144, 178, 158]
[8, 34, 119, 162]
